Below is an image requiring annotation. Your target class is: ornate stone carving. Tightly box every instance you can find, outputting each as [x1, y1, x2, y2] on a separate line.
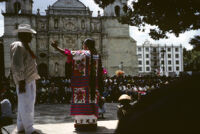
[63, 18, 77, 31]
[91, 22, 100, 32]
[38, 20, 47, 30]
[66, 22, 75, 31]
[38, 39, 47, 50]
[64, 37, 76, 50]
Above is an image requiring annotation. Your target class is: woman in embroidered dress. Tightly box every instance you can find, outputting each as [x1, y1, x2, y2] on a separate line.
[51, 38, 103, 130]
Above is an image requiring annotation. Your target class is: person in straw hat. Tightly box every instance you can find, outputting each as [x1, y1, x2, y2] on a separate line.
[117, 94, 135, 121]
[10, 24, 40, 134]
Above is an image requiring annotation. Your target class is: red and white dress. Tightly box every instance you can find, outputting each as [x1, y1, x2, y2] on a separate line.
[65, 49, 102, 128]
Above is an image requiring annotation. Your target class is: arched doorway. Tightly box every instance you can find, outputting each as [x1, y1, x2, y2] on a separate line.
[65, 62, 72, 79]
[115, 6, 120, 17]
[14, 2, 21, 14]
[38, 63, 48, 78]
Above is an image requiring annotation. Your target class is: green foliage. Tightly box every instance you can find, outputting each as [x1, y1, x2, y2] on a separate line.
[184, 49, 200, 71]
[94, 0, 115, 8]
[94, 0, 200, 40]
[189, 35, 200, 51]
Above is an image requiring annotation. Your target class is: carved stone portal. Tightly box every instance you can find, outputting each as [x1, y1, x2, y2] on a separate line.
[65, 37, 76, 50]
[65, 22, 76, 31]
[39, 39, 47, 50]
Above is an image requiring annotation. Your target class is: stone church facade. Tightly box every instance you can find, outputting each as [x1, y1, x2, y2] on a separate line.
[3, 0, 138, 77]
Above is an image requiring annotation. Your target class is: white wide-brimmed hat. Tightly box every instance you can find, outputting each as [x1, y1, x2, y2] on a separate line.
[15, 24, 36, 34]
[118, 94, 131, 101]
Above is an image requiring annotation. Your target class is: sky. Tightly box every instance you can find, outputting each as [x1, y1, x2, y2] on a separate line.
[0, 0, 199, 50]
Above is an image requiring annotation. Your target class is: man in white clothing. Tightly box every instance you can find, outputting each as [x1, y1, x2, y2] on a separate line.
[10, 24, 40, 134]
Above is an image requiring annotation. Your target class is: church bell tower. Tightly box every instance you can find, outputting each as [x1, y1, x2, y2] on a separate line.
[6, 0, 33, 14]
[104, 0, 127, 17]
[3, 0, 35, 77]
[102, 0, 138, 75]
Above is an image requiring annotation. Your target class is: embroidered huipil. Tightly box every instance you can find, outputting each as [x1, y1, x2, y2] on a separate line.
[65, 50, 100, 117]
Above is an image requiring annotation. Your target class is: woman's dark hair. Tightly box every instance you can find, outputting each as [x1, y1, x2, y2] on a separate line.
[83, 38, 103, 101]
[83, 38, 97, 54]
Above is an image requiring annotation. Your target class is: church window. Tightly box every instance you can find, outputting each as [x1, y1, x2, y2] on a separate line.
[115, 6, 120, 17]
[94, 23, 98, 31]
[14, 2, 21, 14]
[55, 62, 59, 73]
[81, 20, 85, 29]
[54, 19, 58, 29]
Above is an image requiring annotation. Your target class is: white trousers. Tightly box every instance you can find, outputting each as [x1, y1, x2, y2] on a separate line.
[16, 80, 36, 134]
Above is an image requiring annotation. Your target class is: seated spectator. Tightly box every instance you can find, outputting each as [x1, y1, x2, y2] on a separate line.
[117, 94, 134, 121]
[98, 97, 106, 119]
[0, 86, 13, 133]
[65, 84, 72, 103]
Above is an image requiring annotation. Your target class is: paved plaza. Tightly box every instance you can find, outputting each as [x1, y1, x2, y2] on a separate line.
[3, 103, 119, 134]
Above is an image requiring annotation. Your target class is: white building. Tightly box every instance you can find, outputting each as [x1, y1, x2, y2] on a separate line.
[137, 41, 184, 76]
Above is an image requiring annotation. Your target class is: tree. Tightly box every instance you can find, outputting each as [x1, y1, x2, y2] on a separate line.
[94, 0, 200, 40]
[183, 48, 200, 71]
[0, 0, 7, 2]
[94, 0, 115, 8]
[189, 35, 200, 51]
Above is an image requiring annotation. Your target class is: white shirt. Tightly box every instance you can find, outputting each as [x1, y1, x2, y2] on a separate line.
[10, 41, 40, 85]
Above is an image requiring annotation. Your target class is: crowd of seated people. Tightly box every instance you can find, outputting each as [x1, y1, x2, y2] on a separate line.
[102, 75, 179, 102]
[0, 74, 181, 105]
[36, 75, 180, 104]
[36, 77, 72, 104]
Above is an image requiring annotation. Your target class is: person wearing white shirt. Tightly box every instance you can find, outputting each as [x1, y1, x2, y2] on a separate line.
[10, 24, 40, 134]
